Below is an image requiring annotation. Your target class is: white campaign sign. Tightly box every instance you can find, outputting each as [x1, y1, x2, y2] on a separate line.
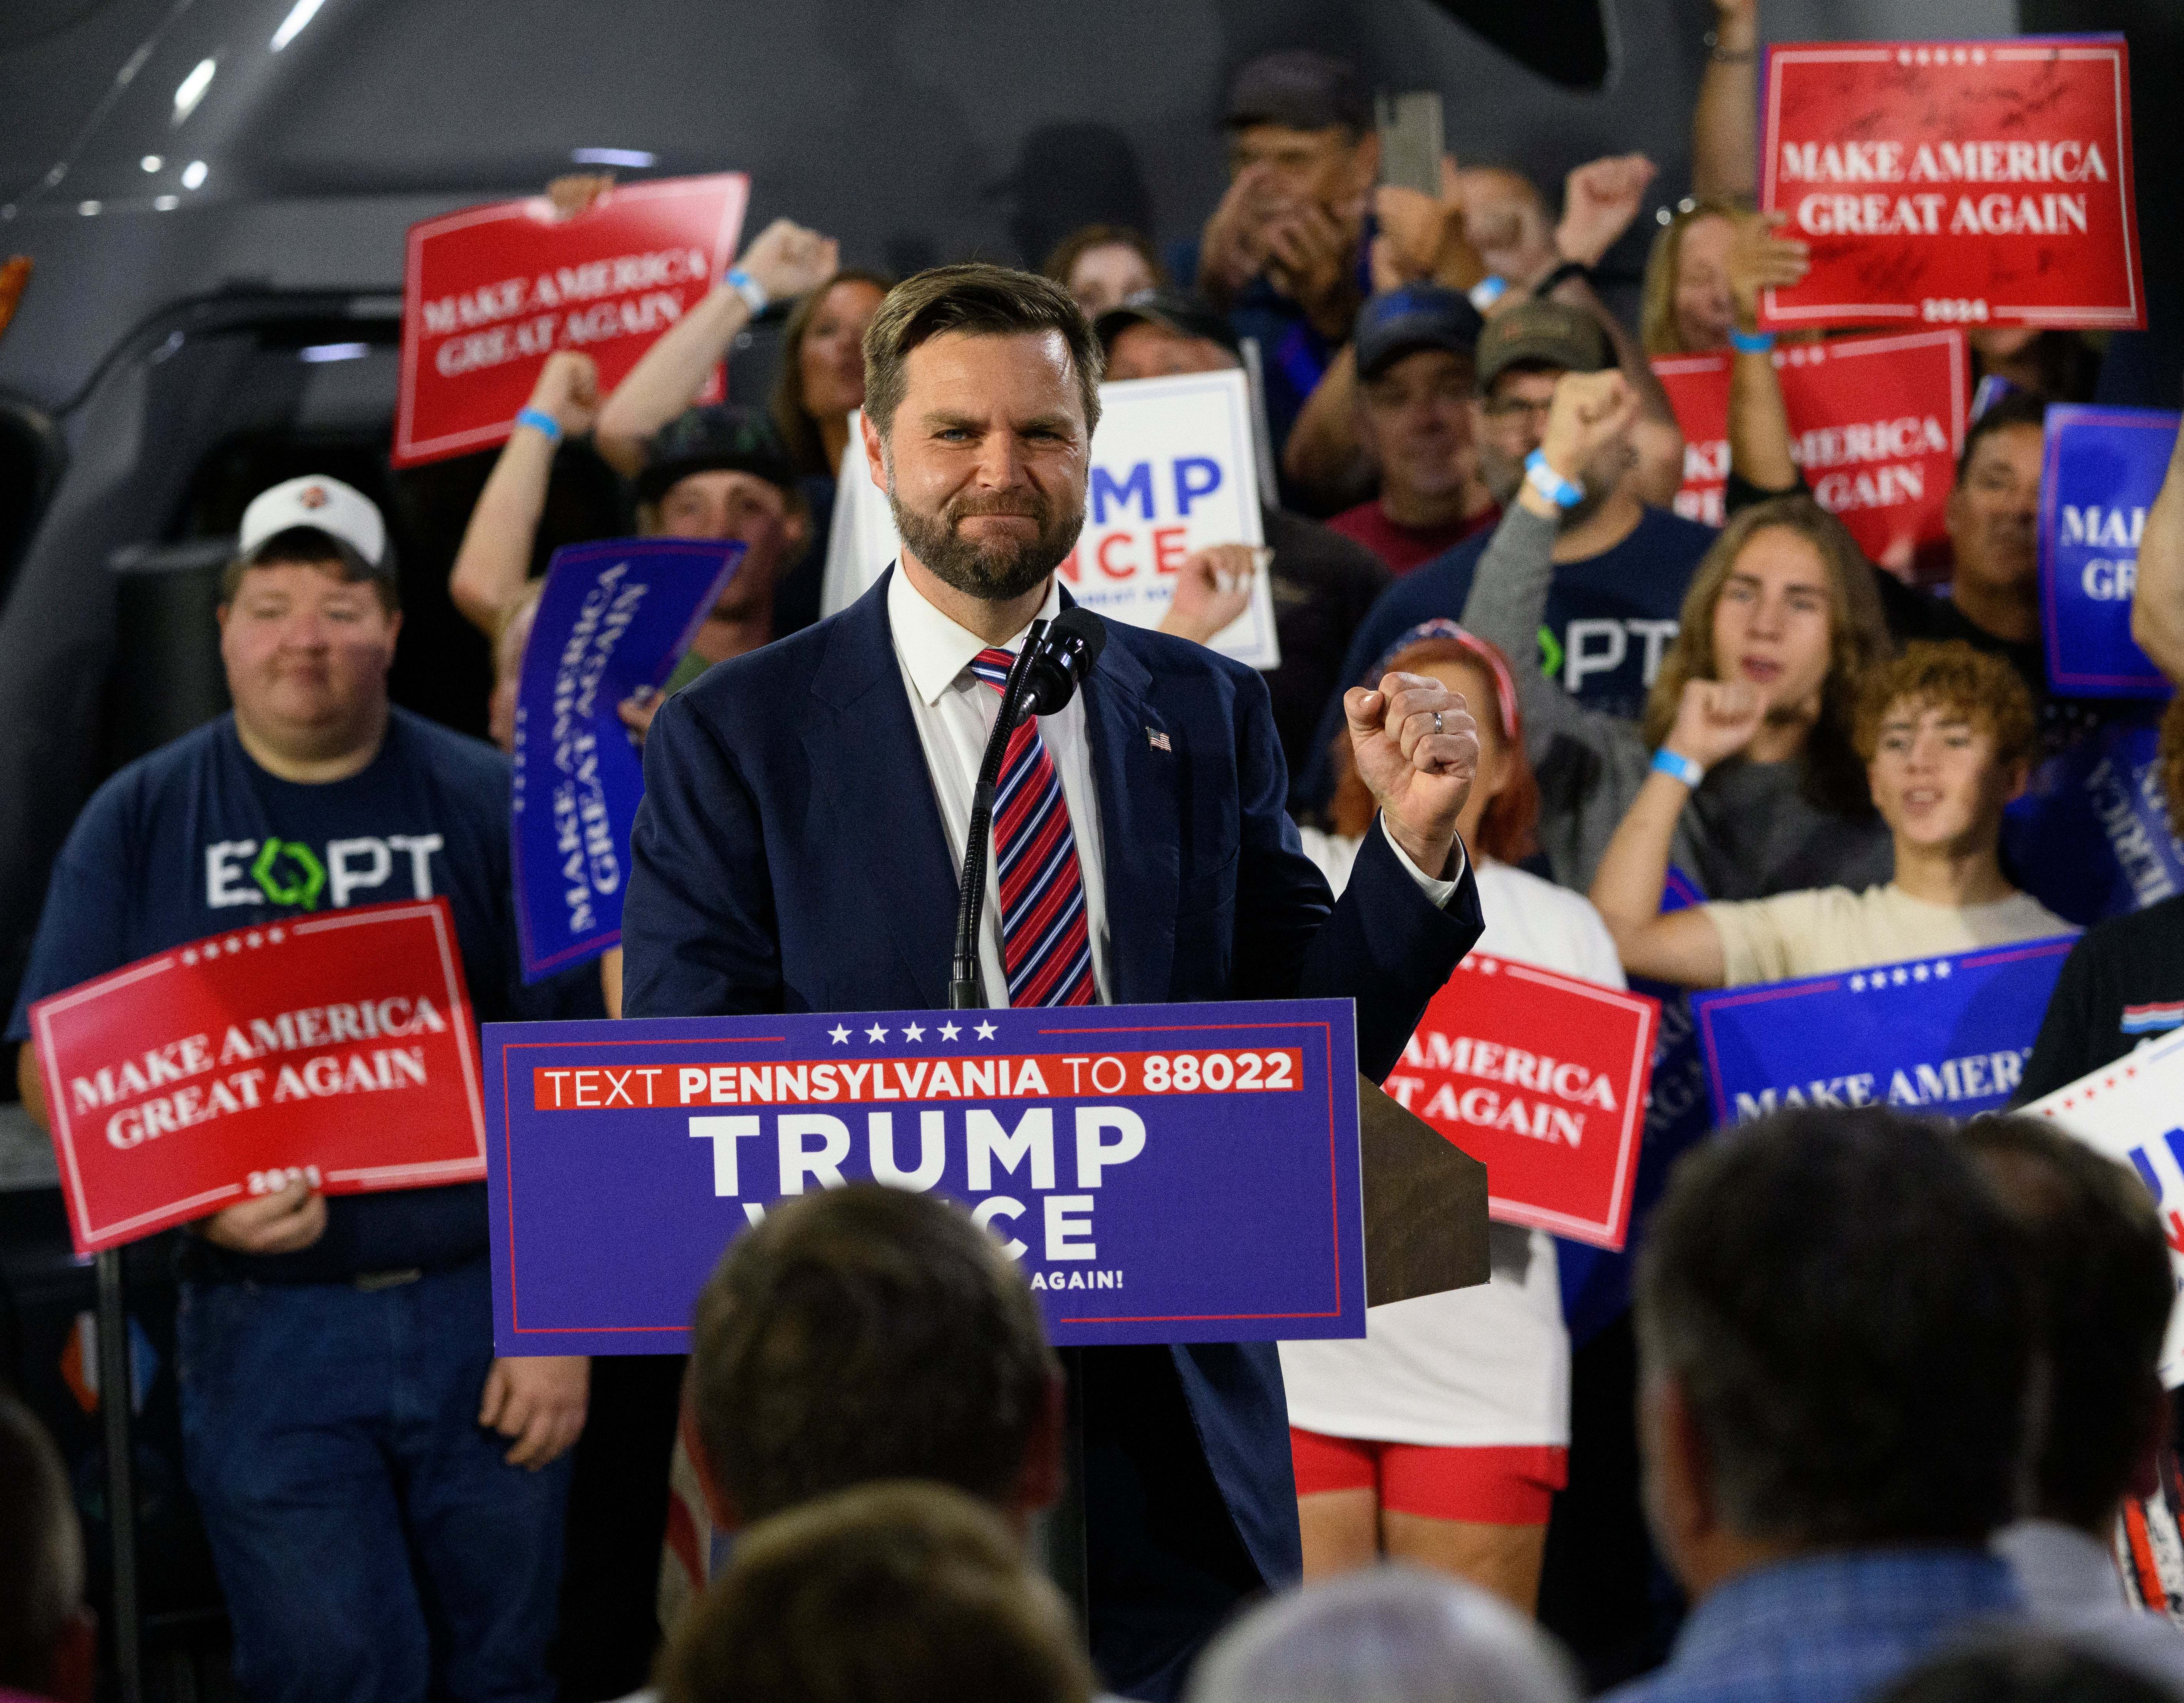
[2026, 1026, 2184, 1387]
[820, 369, 1280, 670]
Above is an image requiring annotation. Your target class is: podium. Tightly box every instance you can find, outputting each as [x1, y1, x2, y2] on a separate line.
[480, 998, 1492, 1620]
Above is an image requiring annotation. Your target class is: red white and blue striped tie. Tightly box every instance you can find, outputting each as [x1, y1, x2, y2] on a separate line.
[969, 647, 1097, 1008]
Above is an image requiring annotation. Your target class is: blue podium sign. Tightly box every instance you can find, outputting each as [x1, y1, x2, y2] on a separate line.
[1693, 937, 2075, 1127]
[2040, 405, 2178, 699]
[482, 999, 1364, 1355]
[510, 537, 743, 982]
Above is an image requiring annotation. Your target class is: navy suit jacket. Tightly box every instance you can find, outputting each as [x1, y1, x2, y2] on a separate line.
[622, 569, 1482, 1590]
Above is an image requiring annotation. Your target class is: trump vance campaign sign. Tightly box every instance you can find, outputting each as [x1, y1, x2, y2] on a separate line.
[29, 900, 486, 1254]
[823, 369, 1281, 669]
[397, 174, 748, 466]
[1384, 953, 1658, 1251]
[484, 1000, 1364, 1353]
[1759, 37, 2142, 331]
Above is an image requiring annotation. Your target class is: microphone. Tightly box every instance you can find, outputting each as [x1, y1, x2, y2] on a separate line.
[949, 610, 1108, 1009]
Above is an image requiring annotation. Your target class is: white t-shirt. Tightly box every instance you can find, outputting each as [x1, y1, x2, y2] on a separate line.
[1279, 845, 1624, 1448]
[1704, 882, 2074, 988]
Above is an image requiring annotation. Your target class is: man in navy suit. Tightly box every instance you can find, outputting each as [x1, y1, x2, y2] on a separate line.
[623, 263, 1484, 1699]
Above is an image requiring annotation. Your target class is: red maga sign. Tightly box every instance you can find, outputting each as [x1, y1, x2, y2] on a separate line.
[28, 900, 487, 1254]
[1383, 954, 1658, 1250]
[396, 174, 749, 467]
[1758, 37, 2141, 332]
[1653, 328, 1967, 577]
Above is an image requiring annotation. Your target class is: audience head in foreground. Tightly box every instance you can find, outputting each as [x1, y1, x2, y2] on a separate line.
[1614, 1106, 2035, 1702]
[0, 1392, 94, 1703]
[1963, 1117, 2184, 1683]
[1184, 1565, 1580, 1703]
[1879, 1636, 2179, 1703]
[658, 1480, 1093, 1703]
[686, 1183, 1063, 1533]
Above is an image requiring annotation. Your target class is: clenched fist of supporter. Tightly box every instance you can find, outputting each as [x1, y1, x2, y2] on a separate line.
[1664, 678, 1767, 770]
[734, 218, 840, 308]
[1529, 369, 1640, 501]
[524, 351, 600, 440]
[200, 1175, 327, 1256]
[1554, 154, 1658, 270]
[1344, 671, 1478, 879]
[479, 1355, 589, 1470]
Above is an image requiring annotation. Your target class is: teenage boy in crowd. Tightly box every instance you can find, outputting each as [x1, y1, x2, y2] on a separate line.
[1300, 301, 1716, 806]
[1611, 1107, 2035, 1703]
[1587, 640, 2072, 987]
[9, 479, 598, 1703]
[1093, 290, 1394, 778]
[1324, 284, 1500, 573]
[1185, 50, 1380, 462]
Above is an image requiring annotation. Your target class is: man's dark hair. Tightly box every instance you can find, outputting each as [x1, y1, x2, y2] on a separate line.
[220, 526, 401, 615]
[1880, 1636, 2177, 1703]
[1960, 1115, 2173, 1530]
[689, 1184, 1058, 1523]
[862, 263, 1103, 443]
[1637, 1106, 2036, 1545]
[0, 1391, 83, 1694]
[657, 1481, 1093, 1703]
[1957, 392, 2048, 479]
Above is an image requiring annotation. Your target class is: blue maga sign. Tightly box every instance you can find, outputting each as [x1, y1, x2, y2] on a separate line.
[1694, 937, 2075, 1126]
[2004, 711, 2184, 926]
[511, 538, 742, 981]
[2041, 404, 2178, 699]
[483, 999, 1364, 1355]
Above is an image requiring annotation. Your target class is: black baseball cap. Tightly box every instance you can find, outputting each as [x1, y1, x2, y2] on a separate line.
[1092, 290, 1241, 360]
[1222, 49, 1371, 135]
[1475, 300, 1612, 390]
[1354, 286, 1485, 381]
[636, 405, 798, 506]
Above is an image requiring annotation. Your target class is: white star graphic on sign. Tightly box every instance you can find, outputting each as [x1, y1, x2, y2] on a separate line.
[976, 1021, 997, 1040]
[901, 1022, 925, 1042]
[939, 1022, 961, 1041]
[867, 1024, 888, 1042]
[829, 1025, 850, 1045]
[268, 927, 285, 943]
[181, 949, 198, 966]
[1849, 974, 1866, 991]
[1934, 961, 1950, 978]
[1913, 963, 1930, 982]
[1891, 968, 1908, 985]
[246, 931, 263, 948]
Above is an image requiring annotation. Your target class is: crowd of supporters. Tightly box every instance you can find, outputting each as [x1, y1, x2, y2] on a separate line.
[8, 3, 2184, 1701]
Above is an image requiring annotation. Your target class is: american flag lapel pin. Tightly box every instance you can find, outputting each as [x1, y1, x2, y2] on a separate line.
[1146, 728, 1171, 752]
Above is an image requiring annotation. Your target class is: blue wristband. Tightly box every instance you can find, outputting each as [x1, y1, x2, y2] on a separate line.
[515, 407, 562, 443]
[1523, 449, 1583, 509]
[1729, 328, 1776, 355]
[724, 266, 768, 315]
[1651, 747, 1706, 788]
[1469, 274, 1509, 312]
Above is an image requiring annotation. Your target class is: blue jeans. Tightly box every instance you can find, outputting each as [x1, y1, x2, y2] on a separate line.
[176, 1258, 569, 1703]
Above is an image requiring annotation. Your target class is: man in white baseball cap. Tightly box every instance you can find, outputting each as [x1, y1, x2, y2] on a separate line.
[12, 472, 599, 1703]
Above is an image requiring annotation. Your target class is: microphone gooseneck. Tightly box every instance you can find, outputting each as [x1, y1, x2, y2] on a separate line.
[948, 611, 1107, 1010]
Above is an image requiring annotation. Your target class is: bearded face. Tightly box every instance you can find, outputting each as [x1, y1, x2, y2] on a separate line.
[887, 479, 1085, 605]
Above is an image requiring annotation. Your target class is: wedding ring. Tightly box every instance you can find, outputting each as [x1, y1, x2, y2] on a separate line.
[1432, 711, 1444, 735]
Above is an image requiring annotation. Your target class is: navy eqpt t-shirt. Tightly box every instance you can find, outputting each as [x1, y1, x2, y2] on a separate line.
[7, 707, 600, 1283]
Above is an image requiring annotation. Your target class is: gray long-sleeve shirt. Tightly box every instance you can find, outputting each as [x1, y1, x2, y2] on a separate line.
[1460, 505, 1892, 900]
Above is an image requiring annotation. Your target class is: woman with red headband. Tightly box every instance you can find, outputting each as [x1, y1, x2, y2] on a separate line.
[1282, 617, 1623, 1615]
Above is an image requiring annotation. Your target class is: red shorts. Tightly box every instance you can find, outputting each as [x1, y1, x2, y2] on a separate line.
[1289, 1427, 1567, 1526]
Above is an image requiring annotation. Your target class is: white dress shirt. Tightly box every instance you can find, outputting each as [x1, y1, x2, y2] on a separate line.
[885, 566, 1460, 1010]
